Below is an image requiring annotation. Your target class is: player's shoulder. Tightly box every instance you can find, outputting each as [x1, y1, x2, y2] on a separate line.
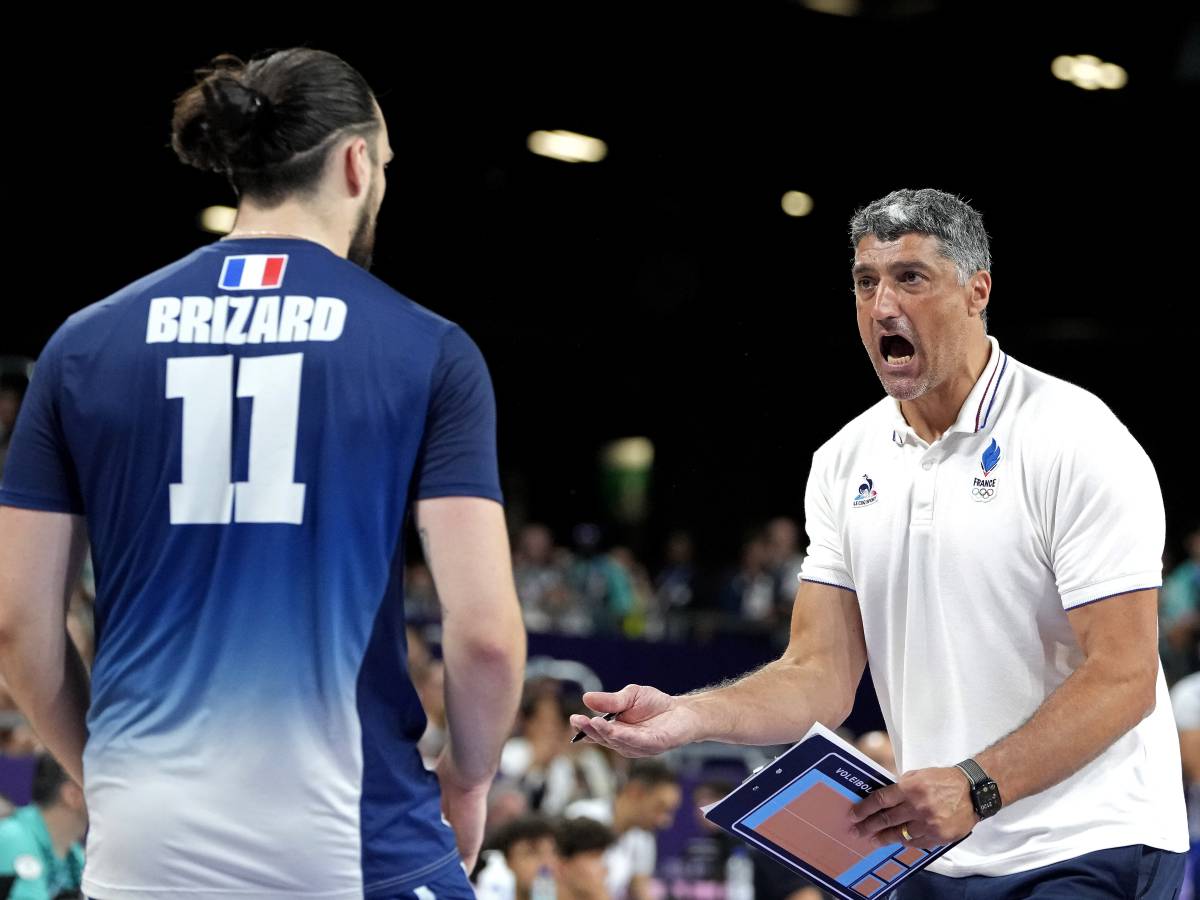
[307, 252, 460, 340]
[47, 248, 210, 351]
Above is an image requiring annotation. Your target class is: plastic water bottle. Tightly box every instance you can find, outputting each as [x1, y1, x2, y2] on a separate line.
[531, 864, 557, 900]
[475, 849, 515, 900]
[725, 848, 754, 900]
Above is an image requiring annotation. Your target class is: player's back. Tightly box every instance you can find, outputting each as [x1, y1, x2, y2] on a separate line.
[3, 237, 500, 898]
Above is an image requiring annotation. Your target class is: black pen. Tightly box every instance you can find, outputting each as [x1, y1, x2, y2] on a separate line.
[570, 711, 618, 743]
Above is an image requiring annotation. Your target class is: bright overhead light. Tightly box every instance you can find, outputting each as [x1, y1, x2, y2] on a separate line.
[782, 191, 815, 217]
[527, 130, 608, 164]
[199, 206, 237, 234]
[1051, 54, 1128, 91]
[798, 0, 861, 14]
[602, 437, 655, 470]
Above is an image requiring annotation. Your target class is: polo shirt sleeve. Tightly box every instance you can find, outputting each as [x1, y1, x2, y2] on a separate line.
[0, 328, 84, 514]
[1047, 397, 1164, 610]
[799, 449, 856, 593]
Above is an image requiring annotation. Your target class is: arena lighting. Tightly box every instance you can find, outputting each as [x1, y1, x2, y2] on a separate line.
[782, 191, 815, 217]
[199, 205, 237, 234]
[1051, 54, 1128, 91]
[602, 437, 655, 470]
[527, 130, 608, 163]
[799, 0, 862, 14]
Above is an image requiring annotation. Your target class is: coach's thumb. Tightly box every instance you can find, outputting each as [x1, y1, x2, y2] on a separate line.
[582, 685, 638, 714]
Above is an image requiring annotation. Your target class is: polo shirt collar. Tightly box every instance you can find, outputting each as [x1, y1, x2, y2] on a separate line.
[888, 335, 1010, 446]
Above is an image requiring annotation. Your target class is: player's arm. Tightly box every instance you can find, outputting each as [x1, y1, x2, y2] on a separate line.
[0, 506, 91, 785]
[851, 589, 1159, 847]
[416, 496, 525, 868]
[571, 578, 868, 753]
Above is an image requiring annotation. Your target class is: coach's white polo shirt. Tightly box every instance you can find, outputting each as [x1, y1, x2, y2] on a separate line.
[799, 335, 1187, 877]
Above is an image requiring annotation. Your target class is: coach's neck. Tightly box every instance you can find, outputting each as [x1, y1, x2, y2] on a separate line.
[899, 329, 992, 444]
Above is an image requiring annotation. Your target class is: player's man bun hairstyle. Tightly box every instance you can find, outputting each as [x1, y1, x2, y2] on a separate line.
[171, 48, 379, 207]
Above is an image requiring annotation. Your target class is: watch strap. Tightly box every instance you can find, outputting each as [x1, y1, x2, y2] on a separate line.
[955, 758, 989, 788]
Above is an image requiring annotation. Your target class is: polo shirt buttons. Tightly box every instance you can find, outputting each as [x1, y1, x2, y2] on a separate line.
[922, 460, 934, 470]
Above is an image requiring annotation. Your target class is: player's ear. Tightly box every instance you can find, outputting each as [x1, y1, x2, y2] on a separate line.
[341, 137, 371, 198]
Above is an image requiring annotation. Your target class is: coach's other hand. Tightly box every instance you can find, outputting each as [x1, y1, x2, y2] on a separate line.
[848, 767, 979, 848]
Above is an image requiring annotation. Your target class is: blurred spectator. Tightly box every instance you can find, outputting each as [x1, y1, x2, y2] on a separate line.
[557, 817, 617, 900]
[720, 536, 775, 625]
[405, 627, 447, 765]
[0, 680, 39, 758]
[502, 681, 616, 815]
[609, 547, 656, 638]
[485, 781, 532, 846]
[655, 532, 697, 640]
[854, 731, 896, 776]
[677, 780, 736, 883]
[403, 562, 441, 623]
[515, 524, 587, 633]
[0, 363, 31, 478]
[764, 517, 806, 614]
[476, 815, 560, 900]
[0, 754, 86, 899]
[568, 525, 637, 635]
[566, 759, 682, 900]
[1163, 526, 1200, 683]
[751, 845, 830, 900]
[1172, 671, 1200, 898]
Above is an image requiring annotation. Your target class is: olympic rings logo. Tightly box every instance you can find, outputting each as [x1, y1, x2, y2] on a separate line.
[972, 487, 995, 498]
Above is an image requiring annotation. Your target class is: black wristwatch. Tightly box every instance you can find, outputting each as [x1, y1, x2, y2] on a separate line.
[955, 759, 1002, 819]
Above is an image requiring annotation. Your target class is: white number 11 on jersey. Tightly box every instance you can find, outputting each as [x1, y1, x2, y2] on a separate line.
[166, 353, 306, 525]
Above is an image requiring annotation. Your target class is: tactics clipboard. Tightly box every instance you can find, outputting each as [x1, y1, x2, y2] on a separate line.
[703, 723, 969, 899]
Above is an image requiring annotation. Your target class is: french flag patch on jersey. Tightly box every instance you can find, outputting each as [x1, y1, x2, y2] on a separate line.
[218, 255, 288, 291]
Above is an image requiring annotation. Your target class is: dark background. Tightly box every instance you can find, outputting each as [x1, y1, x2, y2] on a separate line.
[10, 3, 1198, 567]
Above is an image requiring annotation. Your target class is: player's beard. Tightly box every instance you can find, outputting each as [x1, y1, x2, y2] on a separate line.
[348, 180, 380, 271]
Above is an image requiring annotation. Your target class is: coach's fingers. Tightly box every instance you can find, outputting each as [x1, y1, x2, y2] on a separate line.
[849, 783, 905, 824]
[852, 801, 920, 842]
[871, 825, 924, 850]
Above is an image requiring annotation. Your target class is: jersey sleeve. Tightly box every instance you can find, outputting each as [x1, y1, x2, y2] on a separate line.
[0, 329, 84, 514]
[798, 449, 856, 592]
[1047, 399, 1164, 610]
[412, 326, 503, 503]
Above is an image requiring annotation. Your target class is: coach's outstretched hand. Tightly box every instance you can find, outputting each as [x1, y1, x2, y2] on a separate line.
[570, 683, 703, 757]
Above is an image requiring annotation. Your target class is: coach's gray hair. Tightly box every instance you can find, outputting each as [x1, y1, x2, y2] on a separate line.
[849, 188, 991, 283]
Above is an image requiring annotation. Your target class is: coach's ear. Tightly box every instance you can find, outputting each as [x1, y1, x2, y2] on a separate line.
[967, 270, 991, 319]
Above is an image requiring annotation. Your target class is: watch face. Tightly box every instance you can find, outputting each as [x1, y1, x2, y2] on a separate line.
[975, 781, 1001, 818]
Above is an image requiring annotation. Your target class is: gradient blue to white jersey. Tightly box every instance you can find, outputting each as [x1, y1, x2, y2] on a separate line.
[0, 237, 502, 899]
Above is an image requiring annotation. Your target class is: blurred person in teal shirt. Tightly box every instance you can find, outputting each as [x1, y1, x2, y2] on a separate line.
[0, 754, 85, 899]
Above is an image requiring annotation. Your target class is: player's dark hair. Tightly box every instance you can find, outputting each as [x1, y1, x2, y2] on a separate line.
[172, 48, 379, 207]
[31, 753, 70, 806]
[556, 817, 615, 859]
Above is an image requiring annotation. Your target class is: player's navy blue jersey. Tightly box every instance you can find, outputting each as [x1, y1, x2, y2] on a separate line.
[0, 237, 502, 899]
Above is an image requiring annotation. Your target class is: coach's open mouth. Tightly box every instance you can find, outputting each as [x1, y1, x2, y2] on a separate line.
[880, 334, 916, 366]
